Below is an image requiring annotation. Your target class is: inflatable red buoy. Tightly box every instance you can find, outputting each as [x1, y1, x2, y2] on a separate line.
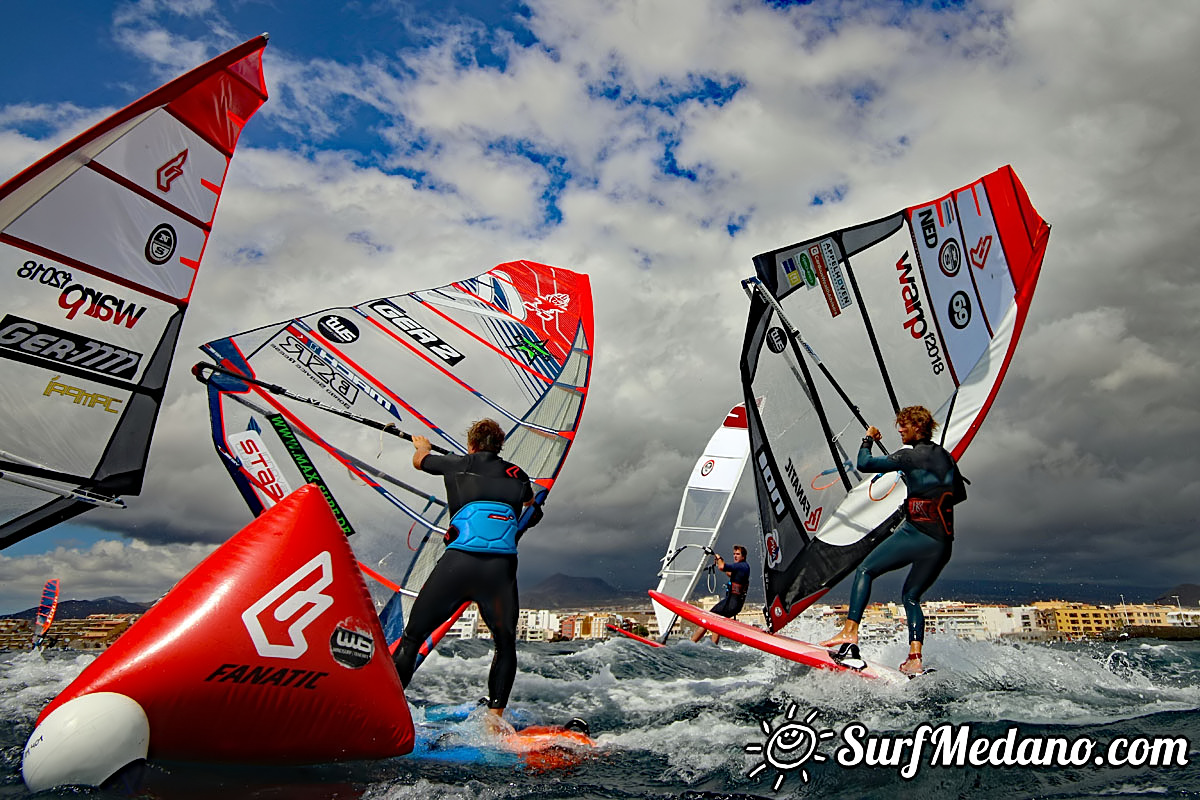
[23, 484, 413, 790]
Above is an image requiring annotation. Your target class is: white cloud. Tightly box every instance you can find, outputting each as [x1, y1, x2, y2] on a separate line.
[3, 0, 1200, 609]
[0, 539, 216, 613]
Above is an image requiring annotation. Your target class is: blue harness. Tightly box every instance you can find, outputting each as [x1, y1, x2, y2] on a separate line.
[445, 501, 520, 555]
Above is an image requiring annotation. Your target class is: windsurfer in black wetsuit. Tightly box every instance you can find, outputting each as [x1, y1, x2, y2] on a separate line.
[691, 545, 751, 644]
[392, 419, 542, 728]
[819, 406, 963, 676]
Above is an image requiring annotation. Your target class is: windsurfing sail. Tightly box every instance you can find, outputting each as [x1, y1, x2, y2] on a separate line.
[32, 578, 60, 649]
[741, 165, 1050, 633]
[652, 401, 754, 642]
[196, 260, 594, 633]
[0, 35, 270, 549]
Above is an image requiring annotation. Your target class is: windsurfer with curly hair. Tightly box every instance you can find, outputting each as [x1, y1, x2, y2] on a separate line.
[690, 545, 751, 644]
[819, 405, 963, 676]
[393, 418, 542, 728]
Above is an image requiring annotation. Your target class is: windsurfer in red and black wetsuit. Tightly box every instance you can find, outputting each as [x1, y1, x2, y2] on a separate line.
[819, 406, 964, 676]
[691, 545, 751, 644]
[393, 419, 542, 730]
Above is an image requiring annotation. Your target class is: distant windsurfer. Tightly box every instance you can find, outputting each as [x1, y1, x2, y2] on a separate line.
[819, 406, 962, 676]
[691, 545, 751, 644]
[392, 419, 542, 728]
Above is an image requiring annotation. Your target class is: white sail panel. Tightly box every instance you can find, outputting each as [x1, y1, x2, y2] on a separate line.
[5, 167, 208, 301]
[91, 109, 231, 223]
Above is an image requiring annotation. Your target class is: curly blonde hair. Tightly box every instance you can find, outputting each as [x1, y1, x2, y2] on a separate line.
[895, 406, 938, 439]
[467, 418, 506, 453]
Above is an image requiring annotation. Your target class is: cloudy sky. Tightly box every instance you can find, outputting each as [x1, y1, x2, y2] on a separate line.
[0, 0, 1196, 614]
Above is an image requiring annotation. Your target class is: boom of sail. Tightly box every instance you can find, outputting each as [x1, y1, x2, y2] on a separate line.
[652, 401, 754, 642]
[0, 36, 269, 549]
[741, 165, 1050, 632]
[195, 260, 594, 619]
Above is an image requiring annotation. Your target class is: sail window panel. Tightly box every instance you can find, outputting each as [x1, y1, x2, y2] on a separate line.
[0, 479, 70, 523]
[0, 360, 129, 479]
[5, 167, 208, 302]
[747, 316, 852, 533]
[398, 532, 448, 621]
[661, 541, 710, 575]
[503, 428, 567, 479]
[524, 383, 583, 434]
[92, 109, 229, 223]
[680, 487, 733, 530]
[283, 311, 492, 455]
[556, 347, 590, 389]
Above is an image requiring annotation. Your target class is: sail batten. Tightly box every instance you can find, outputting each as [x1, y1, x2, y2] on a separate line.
[742, 166, 1050, 632]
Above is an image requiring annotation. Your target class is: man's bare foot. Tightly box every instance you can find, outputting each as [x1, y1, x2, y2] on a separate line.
[899, 654, 923, 675]
[819, 633, 858, 648]
[480, 709, 515, 737]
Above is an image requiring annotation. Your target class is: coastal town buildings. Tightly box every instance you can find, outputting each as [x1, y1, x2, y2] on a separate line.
[4, 599, 1198, 652]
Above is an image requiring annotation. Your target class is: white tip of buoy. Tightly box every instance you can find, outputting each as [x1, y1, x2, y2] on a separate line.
[22, 692, 150, 792]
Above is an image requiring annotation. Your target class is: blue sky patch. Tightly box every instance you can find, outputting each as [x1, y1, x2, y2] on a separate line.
[810, 184, 848, 206]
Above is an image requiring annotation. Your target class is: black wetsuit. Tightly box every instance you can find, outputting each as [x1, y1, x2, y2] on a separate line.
[392, 450, 535, 709]
[710, 559, 751, 618]
[848, 438, 958, 643]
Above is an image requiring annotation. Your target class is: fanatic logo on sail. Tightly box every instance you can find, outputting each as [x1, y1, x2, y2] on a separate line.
[156, 149, 188, 192]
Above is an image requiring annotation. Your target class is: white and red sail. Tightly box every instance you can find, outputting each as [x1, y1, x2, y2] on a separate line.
[31, 578, 60, 648]
[652, 401, 754, 642]
[0, 36, 269, 549]
[196, 261, 594, 642]
[740, 166, 1050, 632]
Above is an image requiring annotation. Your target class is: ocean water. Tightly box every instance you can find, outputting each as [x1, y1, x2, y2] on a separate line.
[3, 622, 1199, 799]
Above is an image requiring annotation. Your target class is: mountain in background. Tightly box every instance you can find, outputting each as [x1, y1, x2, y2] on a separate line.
[3, 596, 152, 621]
[522, 573, 644, 610]
[1155, 584, 1200, 607]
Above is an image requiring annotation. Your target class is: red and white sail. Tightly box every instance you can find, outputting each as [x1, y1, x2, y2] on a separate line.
[652, 401, 754, 641]
[741, 166, 1051, 632]
[0, 35, 269, 549]
[31, 578, 60, 648]
[196, 261, 594, 641]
